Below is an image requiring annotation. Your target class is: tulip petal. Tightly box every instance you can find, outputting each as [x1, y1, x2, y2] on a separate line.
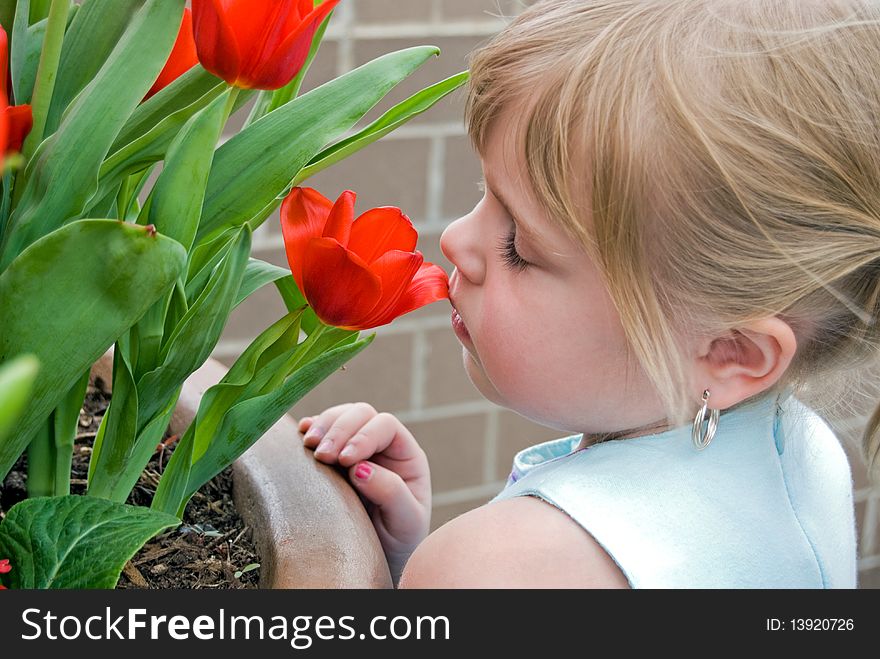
[300, 0, 317, 18]
[321, 189, 355, 246]
[356, 250, 424, 329]
[281, 187, 334, 292]
[4, 104, 32, 154]
[145, 8, 199, 99]
[0, 28, 8, 157]
[348, 207, 418, 265]
[230, 0, 300, 87]
[192, 0, 242, 86]
[301, 237, 383, 329]
[245, 0, 340, 90]
[370, 261, 450, 327]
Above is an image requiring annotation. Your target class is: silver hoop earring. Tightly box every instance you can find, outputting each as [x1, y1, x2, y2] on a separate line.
[691, 389, 719, 450]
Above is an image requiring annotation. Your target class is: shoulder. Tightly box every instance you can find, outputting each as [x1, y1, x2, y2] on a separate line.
[398, 495, 631, 588]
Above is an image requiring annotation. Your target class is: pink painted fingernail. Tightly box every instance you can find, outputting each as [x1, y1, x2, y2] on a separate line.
[355, 463, 372, 480]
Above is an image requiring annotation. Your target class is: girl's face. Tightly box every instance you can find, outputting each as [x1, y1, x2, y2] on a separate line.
[440, 121, 671, 437]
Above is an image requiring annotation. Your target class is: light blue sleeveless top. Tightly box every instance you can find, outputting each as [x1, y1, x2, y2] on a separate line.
[491, 388, 858, 588]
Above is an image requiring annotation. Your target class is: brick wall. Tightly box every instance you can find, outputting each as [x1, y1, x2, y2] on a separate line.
[211, 0, 880, 588]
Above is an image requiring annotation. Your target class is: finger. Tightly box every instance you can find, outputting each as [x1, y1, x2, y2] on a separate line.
[336, 412, 425, 472]
[313, 402, 377, 462]
[300, 403, 359, 448]
[298, 416, 313, 433]
[349, 461, 429, 543]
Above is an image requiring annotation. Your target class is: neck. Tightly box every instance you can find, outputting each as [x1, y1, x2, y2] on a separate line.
[576, 417, 674, 450]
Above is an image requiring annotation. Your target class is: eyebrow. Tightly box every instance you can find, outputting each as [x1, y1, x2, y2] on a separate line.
[481, 175, 550, 251]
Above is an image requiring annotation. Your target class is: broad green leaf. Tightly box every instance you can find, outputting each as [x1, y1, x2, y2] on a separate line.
[43, 0, 147, 136]
[276, 274, 320, 334]
[10, 1, 47, 105]
[90, 383, 177, 504]
[184, 226, 239, 304]
[0, 354, 39, 444]
[0, 219, 187, 479]
[136, 226, 251, 429]
[295, 71, 470, 186]
[111, 65, 224, 154]
[150, 419, 194, 517]
[236, 258, 294, 309]
[196, 46, 441, 242]
[189, 312, 306, 463]
[180, 335, 374, 515]
[85, 347, 138, 501]
[95, 84, 226, 211]
[145, 88, 230, 253]
[0, 0, 185, 271]
[0, 496, 179, 589]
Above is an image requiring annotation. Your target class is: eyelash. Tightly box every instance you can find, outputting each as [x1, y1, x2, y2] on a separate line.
[478, 180, 531, 271]
[497, 225, 530, 271]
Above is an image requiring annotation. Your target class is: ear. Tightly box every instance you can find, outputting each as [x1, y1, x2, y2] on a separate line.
[691, 317, 797, 411]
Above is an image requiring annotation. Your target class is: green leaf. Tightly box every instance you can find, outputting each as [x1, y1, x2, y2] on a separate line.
[295, 71, 470, 186]
[145, 88, 230, 253]
[112, 65, 224, 154]
[184, 226, 239, 304]
[275, 274, 320, 334]
[89, 381, 177, 504]
[135, 226, 251, 429]
[182, 335, 374, 509]
[0, 496, 179, 589]
[94, 84, 226, 212]
[85, 347, 138, 500]
[0, 219, 186, 479]
[10, 1, 47, 105]
[196, 46, 441, 243]
[43, 0, 147, 137]
[0, 0, 185, 271]
[236, 258, 294, 309]
[0, 354, 39, 445]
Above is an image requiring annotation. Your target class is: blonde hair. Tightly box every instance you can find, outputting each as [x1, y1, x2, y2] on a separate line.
[466, 0, 880, 481]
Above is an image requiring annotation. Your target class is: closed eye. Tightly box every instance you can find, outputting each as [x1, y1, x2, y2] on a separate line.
[497, 225, 530, 271]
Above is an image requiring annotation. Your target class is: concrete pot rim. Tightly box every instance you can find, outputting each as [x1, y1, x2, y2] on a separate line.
[92, 350, 392, 589]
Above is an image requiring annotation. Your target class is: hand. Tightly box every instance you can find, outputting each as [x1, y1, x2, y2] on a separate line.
[298, 402, 431, 586]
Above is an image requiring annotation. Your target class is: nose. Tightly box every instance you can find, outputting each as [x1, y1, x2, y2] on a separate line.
[440, 209, 486, 286]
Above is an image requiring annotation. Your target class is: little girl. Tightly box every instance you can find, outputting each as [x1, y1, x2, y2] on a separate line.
[298, 0, 875, 588]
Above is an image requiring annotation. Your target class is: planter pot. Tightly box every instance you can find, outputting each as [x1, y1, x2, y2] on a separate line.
[91, 350, 393, 589]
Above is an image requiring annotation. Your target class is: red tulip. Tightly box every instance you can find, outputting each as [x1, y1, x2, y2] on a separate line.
[0, 27, 10, 159]
[192, 0, 340, 90]
[0, 25, 31, 155]
[4, 103, 32, 154]
[144, 8, 199, 100]
[281, 187, 449, 331]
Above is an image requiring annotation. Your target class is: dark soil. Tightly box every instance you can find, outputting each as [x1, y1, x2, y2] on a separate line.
[0, 374, 260, 589]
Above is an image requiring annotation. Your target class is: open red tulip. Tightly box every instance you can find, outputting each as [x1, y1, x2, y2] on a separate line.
[144, 8, 199, 100]
[192, 0, 340, 90]
[281, 187, 449, 331]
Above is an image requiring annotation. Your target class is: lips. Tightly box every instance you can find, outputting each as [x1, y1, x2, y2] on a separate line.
[447, 270, 474, 344]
